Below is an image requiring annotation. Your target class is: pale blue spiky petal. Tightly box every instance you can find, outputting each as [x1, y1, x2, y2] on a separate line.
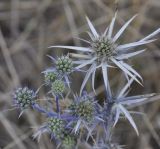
[113, 107, 121, 127]
[118, 93, 155, 104]
[102, 63, 112, 99]
[111, 58, 142, 85]
[49, 45, 93, 52]
[108, 12, 117, 38]
[92, 69, 96, 94]
[74, 37, 91, 44]
[116, 49, 146, 60]
[117, 78, 134, 98]
[120, 61, 142, 80]
[140, 28, 160, 41]
[76, 57, 97, 69]
[117, 39, 156, 51]
[86, 16, 99, 38]
[74, 119, 81, 133]
[46, 55, 56, 62]
[80, 63, 96, 95]
[103, 27, 109, 37]
[113, 15, 137, 42]
[118, 104, 139, 135]
[119, 98, 148, 105]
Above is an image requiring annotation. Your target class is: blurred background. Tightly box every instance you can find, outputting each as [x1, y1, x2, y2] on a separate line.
[0, 0, 160, 148]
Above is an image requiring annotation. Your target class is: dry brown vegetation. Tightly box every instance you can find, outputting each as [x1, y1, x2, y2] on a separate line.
[0, 0, 160, 148]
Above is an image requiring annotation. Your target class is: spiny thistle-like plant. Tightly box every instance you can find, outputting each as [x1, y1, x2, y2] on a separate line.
[12, 13, 160, 149]
[50, 13, 160, 95]
[68, 94, 101, 134]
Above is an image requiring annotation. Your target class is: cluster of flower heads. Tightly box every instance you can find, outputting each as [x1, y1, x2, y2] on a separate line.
[12, 14, 159, 149]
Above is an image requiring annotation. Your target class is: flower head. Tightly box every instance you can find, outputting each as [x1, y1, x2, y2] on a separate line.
[33, 114, 73, 142]
[44, 71, 58, 84]
[102, 78, 155, 135]
[49, 14, 160, 94]
[45, 54, 75, 88]
[13, 87, 36, 110]
[60, 134, 76, 149]
[47, 117, 66, 139]
[56, 55, 73, 75]
[69, 96, 95, 122]
[51, 79, 65, 96]
[91, 36, 117, 61]
[68, 93, 101, 134]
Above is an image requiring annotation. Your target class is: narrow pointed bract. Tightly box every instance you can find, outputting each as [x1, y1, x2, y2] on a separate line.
[113, 15, 137, 42]
[86, 16, 99, 38]
[49, 45, 93, 52]
[116, 49, 146, 60]
[108, 12, 117, 38]
[80, 63, 96, 95]
[118, 104, 139, 135]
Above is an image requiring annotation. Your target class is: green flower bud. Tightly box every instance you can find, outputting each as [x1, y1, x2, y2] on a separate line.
[56, 56, 73, 74]
[61, 135, 76, 149]
[51, 80, 65, 95]
[47, 117, 65, 139]
[44, 72, 57, 84]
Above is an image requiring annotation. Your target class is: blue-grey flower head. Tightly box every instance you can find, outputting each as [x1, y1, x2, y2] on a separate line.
[101, 78, 156, 136]
[56, 56, 73, 74]
[49, 14, 160, 94]
[47, 117, 65, 139]
[69, 95, 95, 122]
[51, 80, 65, 95]
[13, 87, 36, 110]
[44, 71, 58, 84]
[60, 134, 76, 149]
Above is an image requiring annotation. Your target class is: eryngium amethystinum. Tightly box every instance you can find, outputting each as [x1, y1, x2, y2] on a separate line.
[11, 13, 159, 149]
[50, 14, 160, 94]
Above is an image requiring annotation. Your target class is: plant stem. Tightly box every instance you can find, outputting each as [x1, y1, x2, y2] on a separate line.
[56, 96, 60, 113]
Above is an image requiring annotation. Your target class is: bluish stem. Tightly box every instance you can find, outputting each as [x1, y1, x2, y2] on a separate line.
[56, 96, 60, 113]
[32, 103, 47, 113]
[32, 103, 57, 117]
